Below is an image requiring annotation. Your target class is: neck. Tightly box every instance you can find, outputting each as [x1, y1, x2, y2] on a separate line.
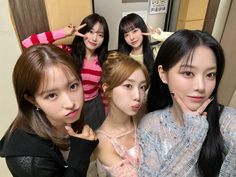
[131, 45, 143, 55]
[85, 48, 95, 60]
[170, 102, 185, 126]
[103, 106, 134, 133]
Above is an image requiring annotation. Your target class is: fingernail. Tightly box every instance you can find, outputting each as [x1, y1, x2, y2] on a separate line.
[171, 92, 175, 96]
[65, 126, 69, 130]
[209, 96, 214, 101]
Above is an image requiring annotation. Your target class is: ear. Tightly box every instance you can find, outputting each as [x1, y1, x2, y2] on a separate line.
[158, 65, 168, 84]
[24, 94, 38, 107]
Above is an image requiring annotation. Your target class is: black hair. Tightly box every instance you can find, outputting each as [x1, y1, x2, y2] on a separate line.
[147, 29, 226, 177]
[118, 13, 154, 73]
[71, 13, 109, 70]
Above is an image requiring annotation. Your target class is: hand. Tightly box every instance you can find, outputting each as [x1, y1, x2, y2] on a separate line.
[172, 93, 214, 116]
[64, 24, 86, 38]
[65, 124, 97, 141]
[142, 24, 162, 36]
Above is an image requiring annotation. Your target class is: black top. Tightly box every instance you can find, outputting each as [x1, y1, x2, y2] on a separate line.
[0, 129, 98, 177]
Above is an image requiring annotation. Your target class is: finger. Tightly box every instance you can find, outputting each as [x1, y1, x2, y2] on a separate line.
[142, 32, 152, 36]
[74, 32, 86, 38]
[147, 24, 154, 31]
[81, 124, 90, 137]
[89, 128, 97, 140]
[76, 23, 86, 31]
[197, 97, 214, 114]
[65, 125, 76, 136]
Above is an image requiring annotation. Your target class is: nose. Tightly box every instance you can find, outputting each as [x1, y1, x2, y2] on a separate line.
[92, 33, 97, 41]
[129, 33, 134, 40]
[133, 88, 141, 102]
[62, 93, 75, 109]
[194, 76, 205, 92]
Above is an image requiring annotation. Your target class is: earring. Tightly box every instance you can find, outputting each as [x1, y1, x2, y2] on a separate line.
[36, 107, 40, 111]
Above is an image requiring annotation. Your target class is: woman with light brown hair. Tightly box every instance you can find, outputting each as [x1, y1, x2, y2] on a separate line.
[0, 44, 98, 177]
[94, 51, 150, 177]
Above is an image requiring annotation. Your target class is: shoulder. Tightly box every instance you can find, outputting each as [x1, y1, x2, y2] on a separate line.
[0, 129, 53, 157]
[138, 109, 165, 130]
[220, 106, 236, 124]
[220, 106, 236, 144]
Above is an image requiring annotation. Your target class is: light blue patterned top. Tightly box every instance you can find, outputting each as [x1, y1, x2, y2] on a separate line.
[137, 106, 236, 177]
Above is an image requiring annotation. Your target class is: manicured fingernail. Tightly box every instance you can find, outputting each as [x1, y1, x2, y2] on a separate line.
[209, 96, 214, 100]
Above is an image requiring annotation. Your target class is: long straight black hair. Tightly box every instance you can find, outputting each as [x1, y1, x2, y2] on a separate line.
[147, 29, 226, 177]
[71, 13, 109, 70]
[118, 13, 154, 73]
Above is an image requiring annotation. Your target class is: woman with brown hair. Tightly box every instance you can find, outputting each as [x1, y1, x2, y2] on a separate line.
[0, 44, 98, 177]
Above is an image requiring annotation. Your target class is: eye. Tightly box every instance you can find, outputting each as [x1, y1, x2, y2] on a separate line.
[70, 82, 79, 91]
[98, 33, 104, 37]
[45, 93, 57, 100]
[207, 72, 216, 79]
[123, 84, 133, 89]
[124, 33, 129, 38]
[133, 29, 138, 33]
[140, 84, 147, 91]
[182, 71, 194, 78]
[89, 30, 94, 34]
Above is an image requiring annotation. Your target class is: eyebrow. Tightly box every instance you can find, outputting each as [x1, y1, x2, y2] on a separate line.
[126, 79, 147, 84]
[91, 28, 104, 33]
[39, 78, 79, 95]
[179, 64, 216, 70]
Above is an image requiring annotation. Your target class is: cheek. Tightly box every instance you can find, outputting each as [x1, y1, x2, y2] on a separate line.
[206, 80, 216, 96]
[124, 37, 130, 43]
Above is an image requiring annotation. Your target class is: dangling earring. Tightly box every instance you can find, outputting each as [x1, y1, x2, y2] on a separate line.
[36, 107, 40, 111]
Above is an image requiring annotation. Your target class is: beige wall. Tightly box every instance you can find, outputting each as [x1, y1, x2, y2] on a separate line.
[0, 0, 20, 176]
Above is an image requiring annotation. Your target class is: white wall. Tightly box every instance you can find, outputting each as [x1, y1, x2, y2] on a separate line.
[0, 0, 21, 176]
[94, 0, 167, 50]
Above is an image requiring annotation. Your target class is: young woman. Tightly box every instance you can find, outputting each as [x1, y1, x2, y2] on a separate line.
[118, 13, 154, 73]
[94, 51, 150, 177]
[22, 13, 109, 130]
[0, 44, 98, 177]
[138, 29, 236, 176]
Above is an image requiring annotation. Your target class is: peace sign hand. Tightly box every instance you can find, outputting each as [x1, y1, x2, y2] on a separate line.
[142, 24, 162, 36]
[172, 93, 214, 116]
[64, 24, 86, 38]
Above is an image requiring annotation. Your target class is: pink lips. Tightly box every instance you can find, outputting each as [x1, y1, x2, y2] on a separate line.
[88, 41, 97, 46]
[131, 104, 141, 112]
[66, 109, 79, 119]
[188, 96, 204, 102]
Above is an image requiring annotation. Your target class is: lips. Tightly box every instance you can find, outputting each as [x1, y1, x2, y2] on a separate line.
[66, 109, 79, 119]
[188, 96, 204, 102]
[131, 104, 141, 112]
[88, 41, 97, 46]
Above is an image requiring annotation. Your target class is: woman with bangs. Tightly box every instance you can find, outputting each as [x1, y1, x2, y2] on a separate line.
[118, 13, 154, 74]
[94, 51, 150, 177]
[138, 29, 236, 176]
[0, 44, 98, 177]
[118, 13, 172, 75]
[22, 13, 110, 130]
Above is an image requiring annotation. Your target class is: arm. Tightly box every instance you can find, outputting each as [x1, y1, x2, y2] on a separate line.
[22, 24, 86, 49]
[6, 137, 98, 177]
[138, 113, 208, 177]
[219, 107, 236, 176]
[22, 28, 66, 48]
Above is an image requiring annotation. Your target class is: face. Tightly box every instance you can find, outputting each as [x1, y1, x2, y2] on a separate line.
[159, 46, 216, 111]
[31, 66, 84, 129]
[83, 22, 104, 52]
[124, 28, 143, 50]
[110, 69, 147, 116]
